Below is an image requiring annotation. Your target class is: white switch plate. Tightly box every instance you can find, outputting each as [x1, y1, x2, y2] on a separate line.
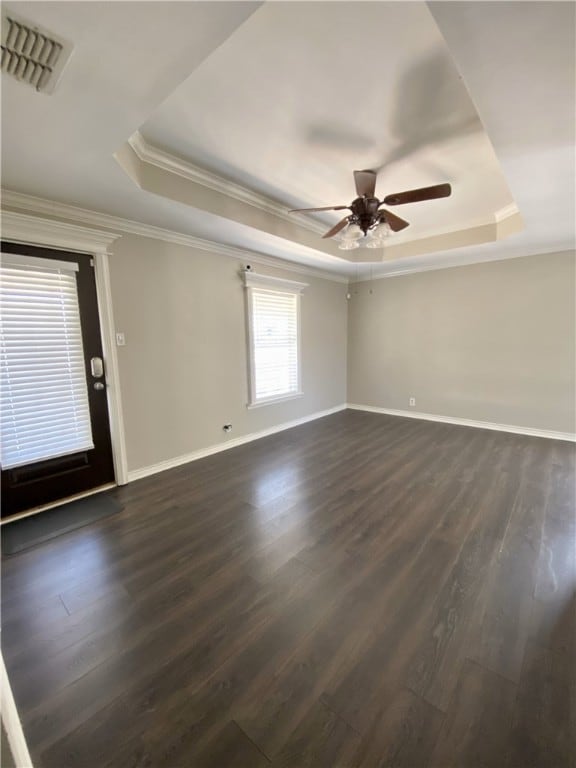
[409, 397, 416, 407]
[116, 332, 125, 346]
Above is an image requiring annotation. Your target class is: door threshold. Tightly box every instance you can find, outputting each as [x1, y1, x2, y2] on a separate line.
[1, 483, 117, 525]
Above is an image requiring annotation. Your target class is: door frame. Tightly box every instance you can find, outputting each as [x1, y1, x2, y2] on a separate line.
[1, 651, 34, 767]
[1, 210, 128, 486]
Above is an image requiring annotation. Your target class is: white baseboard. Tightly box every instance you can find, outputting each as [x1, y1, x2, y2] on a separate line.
[347, 403, 576, 443]
[127, 404, 348, 482]
[127, 401, 573, 482]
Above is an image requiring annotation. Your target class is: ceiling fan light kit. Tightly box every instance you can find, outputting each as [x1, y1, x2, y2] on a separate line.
[337, 238, 360, 251]
[289, 170, 452, 254]
[364, 224, 393, 248]
[337, 220, 391, 250]
[340, 223, 363, 241]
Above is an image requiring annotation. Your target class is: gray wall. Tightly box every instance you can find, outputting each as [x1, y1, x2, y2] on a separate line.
[347, 250, 576, 434]
[4, 203, 574, 478]
[109, 234, 348, 472]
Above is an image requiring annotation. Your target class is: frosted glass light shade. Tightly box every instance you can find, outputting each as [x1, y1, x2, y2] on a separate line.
[341, 223, 363, 241]
[364, 221, 392, 248]
[338, 239, 360, 250]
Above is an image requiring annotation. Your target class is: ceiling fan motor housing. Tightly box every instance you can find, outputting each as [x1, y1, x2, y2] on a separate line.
[350, 197, 382, 234]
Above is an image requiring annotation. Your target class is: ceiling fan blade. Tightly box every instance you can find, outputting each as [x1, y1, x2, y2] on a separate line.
[289, 205, 349, 213]
[380, 209, 410, 232]
[322, 217, 350, 239]
[354, 170, 377, 198]
[382, 183, 452, 206]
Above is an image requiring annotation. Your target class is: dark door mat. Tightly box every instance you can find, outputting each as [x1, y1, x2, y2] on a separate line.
[1, 493, 122, 555]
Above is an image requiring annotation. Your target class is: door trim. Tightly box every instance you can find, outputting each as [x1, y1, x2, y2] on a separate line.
[1, 652, 34, 767]
[1, 210, 129, 485]
[92, 250, 128, 485]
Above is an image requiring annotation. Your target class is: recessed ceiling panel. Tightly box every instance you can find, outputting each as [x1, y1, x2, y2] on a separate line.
[140, 1, 517, 249]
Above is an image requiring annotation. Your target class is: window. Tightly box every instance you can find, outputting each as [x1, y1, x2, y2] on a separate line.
[244, 272, 307, 407]
[0, 252, 94, 469]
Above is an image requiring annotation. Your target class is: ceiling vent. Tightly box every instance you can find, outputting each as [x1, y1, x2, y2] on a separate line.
[1, 9, 73, 93]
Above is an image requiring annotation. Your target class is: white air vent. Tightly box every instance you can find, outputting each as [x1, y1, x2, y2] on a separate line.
[1, 9, 73, 93]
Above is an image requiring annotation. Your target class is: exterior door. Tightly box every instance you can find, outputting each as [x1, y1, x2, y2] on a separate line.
[0, 241, 115, 518]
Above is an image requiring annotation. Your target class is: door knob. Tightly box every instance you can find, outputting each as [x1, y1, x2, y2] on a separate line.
[94, 382, 105, 390]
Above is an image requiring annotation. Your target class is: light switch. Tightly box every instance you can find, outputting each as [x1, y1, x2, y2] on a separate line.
[116, 332, 126, 346]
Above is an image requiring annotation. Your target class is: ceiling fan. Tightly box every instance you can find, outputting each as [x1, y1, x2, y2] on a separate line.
[289, 170, 451, 250]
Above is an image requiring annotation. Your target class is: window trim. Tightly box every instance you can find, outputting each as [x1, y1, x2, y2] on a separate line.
[244, 271, 308, 408]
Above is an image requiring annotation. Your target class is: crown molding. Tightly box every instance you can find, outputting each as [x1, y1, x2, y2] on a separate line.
[494, 202, 520, 223]
[385, 203, 521, 248]
[350, 244, 574, 283]
[0, 209, 121, 254]
[128, 131, 326, 237]
[1, 189, 349, 283]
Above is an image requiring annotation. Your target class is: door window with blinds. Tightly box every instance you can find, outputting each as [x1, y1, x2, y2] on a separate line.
[244, 272, 307, 407]
[0, 252, 94, 469]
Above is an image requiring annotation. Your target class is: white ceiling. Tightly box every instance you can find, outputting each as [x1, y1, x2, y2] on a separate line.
[1, 1, 574, 279]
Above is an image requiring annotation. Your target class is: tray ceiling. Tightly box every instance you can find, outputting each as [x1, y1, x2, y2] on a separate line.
[1, 2, 573, 278]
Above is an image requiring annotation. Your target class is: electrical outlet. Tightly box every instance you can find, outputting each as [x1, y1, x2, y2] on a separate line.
[223, 424, 232, 433]
[409, 397, 416, 407]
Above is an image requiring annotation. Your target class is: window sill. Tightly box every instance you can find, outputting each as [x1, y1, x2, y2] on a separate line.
[247, 392, 304, 409]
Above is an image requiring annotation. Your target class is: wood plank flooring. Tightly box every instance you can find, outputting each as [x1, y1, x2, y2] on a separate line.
[2, 410, 575, 767]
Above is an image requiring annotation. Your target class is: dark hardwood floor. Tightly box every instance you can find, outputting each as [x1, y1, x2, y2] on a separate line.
[2, 410, 575, 768]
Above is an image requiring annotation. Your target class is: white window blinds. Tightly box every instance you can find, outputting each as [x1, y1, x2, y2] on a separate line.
[0, 253, 94, 469]
[252, 290, 299, 401]
[245, 273, 307, 406]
